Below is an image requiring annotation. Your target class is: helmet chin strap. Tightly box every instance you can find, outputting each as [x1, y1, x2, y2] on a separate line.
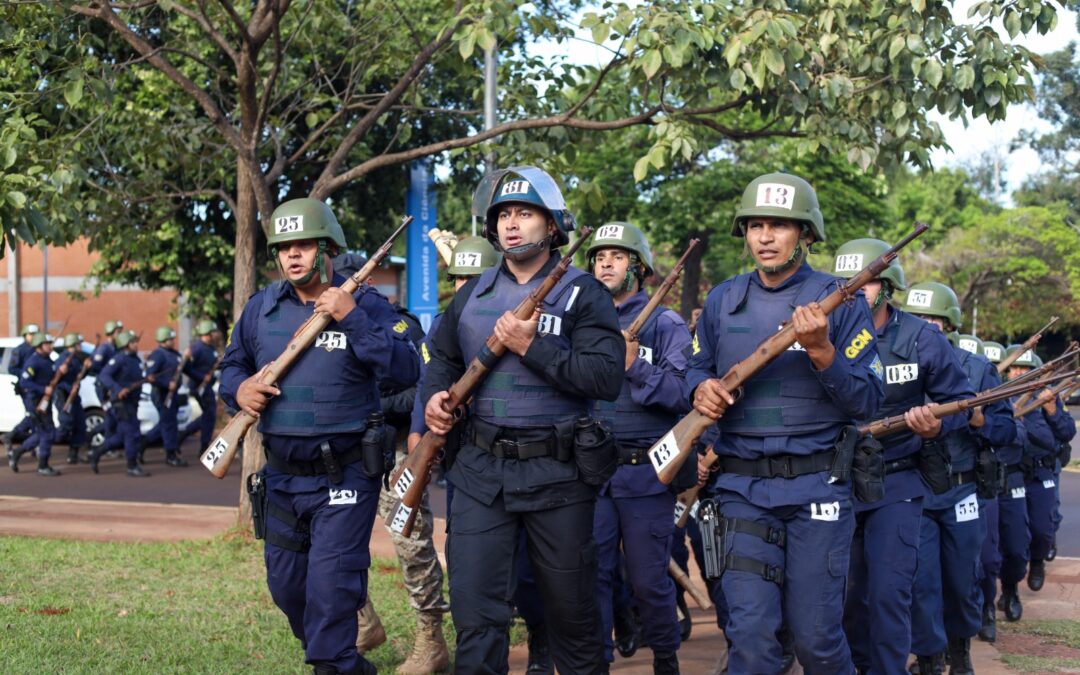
[756, 241, 806, 274]
[872, 280, 893, 311]
[500, 234, 552, 263]
[275, 240, 329, 286]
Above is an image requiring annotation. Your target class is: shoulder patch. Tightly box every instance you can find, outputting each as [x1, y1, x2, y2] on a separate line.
[844, 328, 873, 360]
[420, 342, 431, 364]
[393, 319, 408, 334]
[869, 354, 884, 380]
[692, 333, 701, 355]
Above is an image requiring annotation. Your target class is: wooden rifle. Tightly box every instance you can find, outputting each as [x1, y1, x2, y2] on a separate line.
[996, 316, 1059, 374]
[63, 333, 101, 414]
[193, 353, 224, 398]
[200, 215, 413, 478]
[1008, 342, 1077, 410]
[649, 223, 929, 484]
[384, 228, 596, 537]
[1014, 373, 1080, 417]
[624, 239, 699, 342]
[163, 349, 192, 408]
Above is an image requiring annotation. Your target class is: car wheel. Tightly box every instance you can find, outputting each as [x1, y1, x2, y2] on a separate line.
[85, 407, 106, 452]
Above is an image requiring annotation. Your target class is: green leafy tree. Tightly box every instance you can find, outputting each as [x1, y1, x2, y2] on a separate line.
[880, 166, 998, 248]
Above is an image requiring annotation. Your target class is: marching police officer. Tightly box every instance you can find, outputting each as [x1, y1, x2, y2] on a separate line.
[55, 333, 89, 465]
[220, 198, 419, 675]
[94, 330, 149, 477]
[904, 281, 1015, 674]
[688, 173, 883, 674]
[188, 319, 220, 455]
[145, 325, 189, 467]
[1004, 347, 1076, 595]
[89, 320, 125, 443]
[9, 332, 62, 476]
[2, 323, 41, 451]
[586, 221, 691, 674]
[832, 240, 974, 674]
[423, 167, 624, 674]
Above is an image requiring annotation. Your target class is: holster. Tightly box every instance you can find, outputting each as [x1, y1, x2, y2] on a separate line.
[699, 498, 724, 579]
[917, 437, 953, 495]
[828, 425, 858, 485]
[1058, 441, 1072, 468]
[572, 417, 617, 486]
[246, 470, 268, 540]
[360, 412, 388, 482]
[1020, 453, 1036, 483]
[975, 443, 1005, 500]
[697, 497, 784, 585]
[852, 433, 885, 504]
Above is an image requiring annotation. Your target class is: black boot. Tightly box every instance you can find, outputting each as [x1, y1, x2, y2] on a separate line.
[1046, 542, 1057, 561]
[7, 444, 20, 473]
[1001, 583, 1023, 621]
[912, 653, 945, 675]
[653, 650, 680, 675]
[947, 637, 973, 675]
[67, 446, 81, 464]
[36, 456, 61, 477]
[778, 625, 796, 674]
[1028, 560, 1046, 591]
[165, 454, 189, 467]
[614, 603, 641, 658]
[88, 448, 101, 474]
[526, 624, 553, 675]
[676, 591, 692, 642]
[126, 464, 151, 477]
[977, 603, 996, 643]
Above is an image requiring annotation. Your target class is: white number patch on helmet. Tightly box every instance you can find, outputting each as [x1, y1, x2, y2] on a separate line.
[755, 183, 794, 210]
[454, 251, 482, 269]
[275, 215, 304, 234]
[834, 253, 863, 273]
[500, 180, 531, 196]
[958, 338, 979, 354]
[596, 224, 625, 240]
[983, 346, 1001, 361]
[907, 289, 934, 308]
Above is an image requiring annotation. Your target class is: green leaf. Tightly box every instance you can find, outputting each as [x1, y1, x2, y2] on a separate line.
[892, 100, 907, 119]
[888, 35, 905, 60]
[633, 155, 651, 182]
[591, 22, 610, 45]
[476, 28, 496, 52]
[912, 0, 926, 13]
[750, 56, 766, 89]
[7, 191, 27, 209]
[64, 77, 83, 107]
[983, 86, 1002, 107]
[729, 68, 746, 90]
[305, 112, 319, 128]
[955, 64, 976, 90]
[923, 59, 943, 88]
[647, 145, 665, 170]
[2, 146, 15, 169]
[642, 49, 662, 79]
[458, 30, 476, 59]
[763, 48, 784, 76]
[1004, 11, 1021, 39]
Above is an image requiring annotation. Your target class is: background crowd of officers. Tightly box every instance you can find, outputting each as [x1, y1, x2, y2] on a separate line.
[5, 318, 221, 477]
[15, 163, 1068, 675]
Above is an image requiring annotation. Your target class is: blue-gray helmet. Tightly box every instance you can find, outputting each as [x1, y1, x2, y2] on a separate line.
[473, 167, 575, 252]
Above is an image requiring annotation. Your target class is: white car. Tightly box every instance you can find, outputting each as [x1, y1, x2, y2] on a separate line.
[0, 337, 198, 450]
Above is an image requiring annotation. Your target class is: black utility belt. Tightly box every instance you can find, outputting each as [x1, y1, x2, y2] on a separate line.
[468, 419, 573, 461]
[1006, 463, 1026, 476]
[884, 456, 917, 475]
[264, 443, 365, 477]
[717, 449, 834, 479]
[1037, 454, 1057, 469]
[950, 469, 977, 488]
[616, 446, 651, 466]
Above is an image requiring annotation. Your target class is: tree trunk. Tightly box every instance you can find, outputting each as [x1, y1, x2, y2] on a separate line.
[236, 424, 267, 529]
[680, 229, 708, 320]
[233, 163, 259, 320]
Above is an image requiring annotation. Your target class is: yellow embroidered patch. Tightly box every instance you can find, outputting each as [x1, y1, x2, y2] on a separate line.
[393, 320, 408, 334]
[421, 342, 431, 364]
[844, 328, 873, 359]
[692, 334, 701, 355]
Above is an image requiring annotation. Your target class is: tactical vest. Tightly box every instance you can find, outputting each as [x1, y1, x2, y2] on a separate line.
[874, 310, 925, 458]
[594, 303, 676, 447]
[713, 271, 851, 436]
[954, 347, 984, 389]
[1022, 409, 1058, 458]
[458, 263, 590, 428]
[255, 282, 380, 436]
[147, 347, 180, 390]
[189, 341, 217, 382]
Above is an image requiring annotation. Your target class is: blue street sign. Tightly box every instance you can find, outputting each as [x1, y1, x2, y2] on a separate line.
[406, 160, 439, 332]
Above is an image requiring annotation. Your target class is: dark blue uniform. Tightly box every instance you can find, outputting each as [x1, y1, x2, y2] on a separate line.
[591, 290, 691, 664]
[220, 274, 418, 675]
[687, 263, 883, 674]
[187, 340, 219, 452]
[910, 343, 1014, 657]
[843, 309, 973, 674]
[18, 351, 56, 466]
[55, 348, 88, 456]
[1021, 395, 1075, 566]
[90, 341, 119, 440]
[99, 349, 145, 469]
[145, 345, 184, 458]
[8, 341, 37, 440]
[423, 253, 624, 674]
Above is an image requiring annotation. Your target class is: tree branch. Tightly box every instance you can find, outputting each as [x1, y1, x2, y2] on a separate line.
[171, 1, 239, 63]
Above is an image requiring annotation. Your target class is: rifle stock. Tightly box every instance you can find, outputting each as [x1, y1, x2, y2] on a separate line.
[200, 215, 413, 478]
[674, 446, 716, 528]
[996, 316, 1059, 374]
[37, 351, 77, 414]
[1014, 374, 1080, 417]
[63, 334, 102, 414]
[650, 223, 929, 484]
[163, 351, 192, 408]
[385, 228, 595, 537]
[624, 239, 699, 342]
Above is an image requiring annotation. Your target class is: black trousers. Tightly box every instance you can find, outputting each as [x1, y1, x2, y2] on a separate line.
[448, 489, 603, 674]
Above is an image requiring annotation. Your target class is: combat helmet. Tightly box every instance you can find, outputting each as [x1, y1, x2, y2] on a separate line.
[981, 341, 1006, 364]
[953, 333, 983, 355]
[155, 326, 177, 343]
[268, 198, 347, 285]
[195, 320, 216, 337]
[1005, 344, 1042, 369]
[732, 172, 825, 242]
[104, 320, 124, 336]
[902, 282, 962, 331]
[447, 237, 499, 277]
[473, 167, 575, 260]
[114, 330, 138, 350]
[833, 238, 906, 310]
[20, 323, 40, 337]
[30, 332, 54, 348]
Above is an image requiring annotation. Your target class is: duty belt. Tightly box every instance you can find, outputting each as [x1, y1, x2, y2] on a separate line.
[617, 446, 651, 466]
[264, 444, 365, 477]
[1005, 463, 1025, 476]
[717, 449, 834, 479]
[950, 469, 977, 488]
[468, 420, 570, 460]
[1037, 454, 1057, 470]
[884, 456, 918, 475]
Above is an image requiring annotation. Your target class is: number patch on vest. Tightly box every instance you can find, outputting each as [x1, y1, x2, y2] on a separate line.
[393, 468, 415, 498]
[315, 331, 347, 351]
[388, 503, 413, 533]
[329, 489, 358, 505]
[755, 183, 794, 210]
[537, 313, 562, 336]
[886, 363, 919, 385]
[1010, 486, 1026, 499]
[907, 289, 934, 308]
[811, 502, 840, 521]
[595, 224, 625, 240]
[201, 437, 229, 470]
[638, 345, 654, 364]
[844, 328, 873, 359]
[834, 253, 864, 273]
[500, 180, 531, 196]
[954, 493, 979, 522]
[454, 251, 483, 269]
[649, 431, 679, 474]
[274, 215, 303, 234]
[1043, 479, 1056, 489]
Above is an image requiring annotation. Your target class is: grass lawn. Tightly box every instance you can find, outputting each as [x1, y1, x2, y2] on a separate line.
[0, 532, 461, 673]
[999, 619, 1080, 673]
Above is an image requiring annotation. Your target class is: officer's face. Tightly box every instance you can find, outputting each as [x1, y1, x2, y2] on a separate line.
[40, 342, 53, 355]
[592, 248, 634, 293]
[496, 204, 554, 250]
[1007, 365, 1031, 381]
[863, 280, 883, 308]
[278, 239, 320, 284]
[744, 218, 807, 269]
[915, 314, 946, 332]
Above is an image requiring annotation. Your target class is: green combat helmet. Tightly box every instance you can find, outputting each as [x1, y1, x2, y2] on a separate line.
[954, 333, 983, 355]
[104, 320, 124, 336]
[114, 330, 138, 350]
[833, 238, 907, 310]
[1005, 344, 1042, 369]
[155, 326, 177, 343]
[30, 332, 54, 348]
[195, 320, 217, 336]
[586, 222, 655, 295]
[732, 172, 826, 242]
[20, 323, 40, 337]
[63, 333, 83, 349]
[981, 341, 1006, 364]
[267, 198, 347, 285]
[447, 236, 499, 277]
[902, 282, 962, 331]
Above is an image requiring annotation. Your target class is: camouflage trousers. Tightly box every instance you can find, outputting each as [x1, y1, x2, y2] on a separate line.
[377, 451, 449, 616]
